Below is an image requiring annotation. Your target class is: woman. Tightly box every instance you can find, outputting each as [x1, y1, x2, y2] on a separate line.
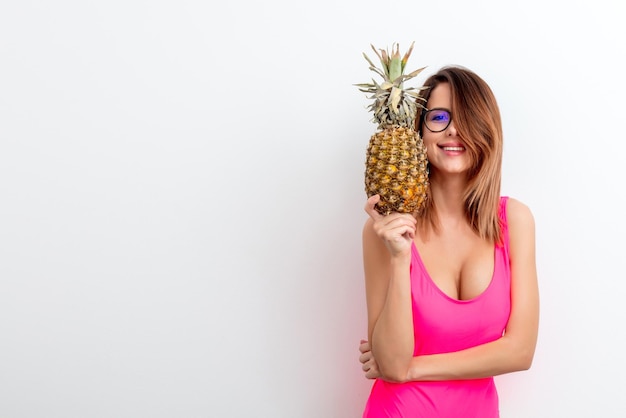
[358, 66, 539, 417]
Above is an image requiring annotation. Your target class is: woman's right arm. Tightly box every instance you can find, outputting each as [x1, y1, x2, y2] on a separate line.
[362, 196, 416, 382]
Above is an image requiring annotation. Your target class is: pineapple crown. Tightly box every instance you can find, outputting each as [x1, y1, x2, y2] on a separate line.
[355, 42, 427, 129]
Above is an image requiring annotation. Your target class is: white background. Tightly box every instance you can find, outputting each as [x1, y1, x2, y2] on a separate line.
[1, 1, 625, 417]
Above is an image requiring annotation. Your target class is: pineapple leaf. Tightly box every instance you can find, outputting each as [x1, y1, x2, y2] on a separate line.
[370, 44, 389, 79]
[401, 41, 415, 72]
[405, 90, 428, 103]
[362, 52, 378, 68]
[405, 66, 427, 79]
[388, 44, 402, 82]
[389, 86, 401, 114]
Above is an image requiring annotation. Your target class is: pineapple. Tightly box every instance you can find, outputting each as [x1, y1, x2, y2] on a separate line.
[355, 42, 429, 216]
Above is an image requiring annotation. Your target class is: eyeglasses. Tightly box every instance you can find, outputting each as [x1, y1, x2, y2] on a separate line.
[422, 108, 452, 133]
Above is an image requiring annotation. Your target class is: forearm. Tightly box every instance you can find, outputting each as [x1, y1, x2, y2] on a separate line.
[371, 255, 414, 381]
[406, 334, 535, 381]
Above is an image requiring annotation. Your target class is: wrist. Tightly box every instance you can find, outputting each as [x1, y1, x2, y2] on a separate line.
[390, 252, 412, 267]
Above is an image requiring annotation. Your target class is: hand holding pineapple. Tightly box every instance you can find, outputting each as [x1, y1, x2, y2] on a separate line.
[364, 194, 416, 258]
[355, 42, 430, 216]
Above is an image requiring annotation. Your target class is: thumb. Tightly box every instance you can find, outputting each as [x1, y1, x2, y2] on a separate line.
[364, 195, 383, 220]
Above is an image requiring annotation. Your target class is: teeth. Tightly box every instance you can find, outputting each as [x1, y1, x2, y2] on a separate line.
[442, 146, 464, 151]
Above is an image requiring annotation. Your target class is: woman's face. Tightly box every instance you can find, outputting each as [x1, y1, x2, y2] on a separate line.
[422, 83, 472, 177]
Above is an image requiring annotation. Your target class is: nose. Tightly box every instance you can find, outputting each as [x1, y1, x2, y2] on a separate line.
[446, 119, 458, 136]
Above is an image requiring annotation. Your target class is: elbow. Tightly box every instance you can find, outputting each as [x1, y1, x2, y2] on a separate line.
[518, 351, 535, 371]
[377, 359, 410, 383]
[369, 338, 414, 382]
[501, 334, 536, 372]
[381, 369, 407, 383]
[513, 344, 536, 372]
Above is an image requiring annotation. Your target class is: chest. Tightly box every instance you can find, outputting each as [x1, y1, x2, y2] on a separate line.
[410, 234, 512, 354]
[414, 231, 494, 301]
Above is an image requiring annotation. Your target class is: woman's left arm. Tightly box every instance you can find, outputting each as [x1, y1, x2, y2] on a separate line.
[360, 198, 539, 381]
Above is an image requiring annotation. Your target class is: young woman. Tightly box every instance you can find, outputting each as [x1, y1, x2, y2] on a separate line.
[358, 66, 539, 417]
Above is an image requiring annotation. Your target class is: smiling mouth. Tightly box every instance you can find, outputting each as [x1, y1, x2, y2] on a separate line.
[440, 146, 465, 152]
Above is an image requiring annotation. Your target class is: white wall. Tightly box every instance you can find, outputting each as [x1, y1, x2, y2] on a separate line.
[1, 1, 624, 417]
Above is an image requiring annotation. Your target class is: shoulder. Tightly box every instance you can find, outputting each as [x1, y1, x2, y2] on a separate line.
[504, 197, 534, 230]
[504, 197, 536, 254]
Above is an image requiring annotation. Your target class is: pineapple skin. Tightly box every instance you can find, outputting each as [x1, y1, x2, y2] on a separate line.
[365, 126, 429, 215]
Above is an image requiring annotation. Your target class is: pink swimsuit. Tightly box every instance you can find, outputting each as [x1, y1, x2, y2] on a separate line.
[363, 197, 512, 418]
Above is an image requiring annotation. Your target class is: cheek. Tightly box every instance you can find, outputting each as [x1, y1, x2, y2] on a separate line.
[422, 133, 439, 152]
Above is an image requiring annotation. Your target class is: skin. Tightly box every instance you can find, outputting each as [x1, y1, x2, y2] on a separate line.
[359, 83, 539, 383]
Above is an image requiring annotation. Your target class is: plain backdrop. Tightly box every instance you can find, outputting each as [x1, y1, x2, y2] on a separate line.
[1, 0, 625, 417]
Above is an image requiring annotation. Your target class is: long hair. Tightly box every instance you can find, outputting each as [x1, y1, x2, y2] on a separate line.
[415, 66, 503, 243]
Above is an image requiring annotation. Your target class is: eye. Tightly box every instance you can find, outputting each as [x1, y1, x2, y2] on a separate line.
[428, 110, 450, 123]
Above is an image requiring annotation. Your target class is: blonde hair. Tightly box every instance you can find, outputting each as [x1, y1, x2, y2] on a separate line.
[416, 66, 503, 243]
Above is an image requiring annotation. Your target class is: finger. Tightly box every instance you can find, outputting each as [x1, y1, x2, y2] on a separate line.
[399, 224, 416, 241]
[380, 220, 417, 236]
[379, 224, 416, 242]
[380, 213, 417, 228]
[364, 195, 383, 221]
[373, 215, 417, 236]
